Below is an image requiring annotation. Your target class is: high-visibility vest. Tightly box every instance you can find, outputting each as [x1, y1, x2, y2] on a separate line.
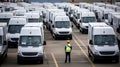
[66, 44, 71, 52]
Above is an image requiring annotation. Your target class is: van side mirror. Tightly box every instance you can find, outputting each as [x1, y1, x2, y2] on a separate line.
[89, 40, 93, 45]
[72, 25, 73, 28]
[80, 20, 81, 22]
[52, 25, 54, 28]
[3, 41, 6, 45]
[102, 17, 104, 19]
[43, 41, 46, 45]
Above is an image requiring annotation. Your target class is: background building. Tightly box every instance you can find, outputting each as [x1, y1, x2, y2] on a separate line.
[0, 0, 119, 3]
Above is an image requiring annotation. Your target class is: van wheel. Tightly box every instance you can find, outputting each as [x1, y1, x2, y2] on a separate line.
[17, 57, 22, 64]
[115, 59, 119, 63]
[53, 34, 57, 40]
[80, 28, 84, 34]
[40, 59, 43, 64]
[91, 56, 96, 63]
[5, 53, 7, 58]
[88, 48, 90, 57]
[17, 60, 22, 64]
[68, 36, 72, 40]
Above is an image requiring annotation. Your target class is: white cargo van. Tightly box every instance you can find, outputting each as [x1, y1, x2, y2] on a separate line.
[108, 12, 120, 25]
[79, 12, 96, 33]
[88, 23, 119, 63]
[73, 8, 90, 29]
[46, 9, 65, 30]
[7, 16, 27, 47]
[97, 8, 114, 23]
[51, 15, 72, 40]
[112, 15, 120, 33]
[0, 23, 8, 62]
[17, 24, 46, 64]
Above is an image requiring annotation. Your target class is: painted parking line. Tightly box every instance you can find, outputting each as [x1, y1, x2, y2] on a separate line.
[73, 37, 96, 67]
[73, 33, 87, 49]
[51, 53, 59, 67]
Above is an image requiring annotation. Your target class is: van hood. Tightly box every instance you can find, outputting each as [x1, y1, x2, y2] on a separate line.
[7, 33, 20, 39]
[18, 46, 43, 53]
[54, 28, 72, 34]
[94, 45, 119, 51]
[55, 28, 72, 31]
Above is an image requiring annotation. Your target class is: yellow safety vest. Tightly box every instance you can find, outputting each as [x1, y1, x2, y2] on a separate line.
[66, 44, 71, 52]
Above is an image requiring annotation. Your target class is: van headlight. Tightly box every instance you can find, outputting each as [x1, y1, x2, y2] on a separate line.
[94, 50, 99, 55]
[116, 50, 119, 55]
[38, 52, 43, 56]
[17, 51, 22, 56]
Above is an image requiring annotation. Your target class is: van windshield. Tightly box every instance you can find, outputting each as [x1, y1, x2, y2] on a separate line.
[55, 21, 70, 28]
[0, 36, 2, 45]
[19, 36, 41, 46]
[8, 25, 23, 33]
[104, 14, 108, 19]
[28, 18, 41, 22]
[77, 13, 80, 19]
[0, 18, 10, 23]
[94, 35, 116, 46]
[81, 17, 96, 23]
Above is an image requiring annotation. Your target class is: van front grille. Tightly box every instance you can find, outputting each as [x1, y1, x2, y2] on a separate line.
[11, 38, 18, 41]
[100, 51, 115, 55]
[22, 52, 38, 56]
[59, 32, 69, 34]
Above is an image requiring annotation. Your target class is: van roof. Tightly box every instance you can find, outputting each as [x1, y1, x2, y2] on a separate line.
[110, 12, 120, 15]
[25, 12, 39, 18]
[0, 23, 7, 27]
[0, 27, 3, 35]
[25, 23, 43, 27]
[0, 12, 13, 18]
[20, 27, 41, 36]
[55, 16, 70, 21]
[93, 26, 115, 35]
[89, 22, 108, 27]
[81, 12, 95, 17]
[9, 17, 27, 25]
[114, 15, 120, 19]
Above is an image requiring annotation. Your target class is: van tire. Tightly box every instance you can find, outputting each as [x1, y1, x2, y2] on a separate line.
[17, 57, 22, 64]
[115, 59, 119, 63]
[91, 56, 96, 63]
[17, 60, 22, 64]
[40, 59, 43, 64]
[88, 47, 90, 57]
[53, 34, 57, 40]
[5, 53, 7, 58]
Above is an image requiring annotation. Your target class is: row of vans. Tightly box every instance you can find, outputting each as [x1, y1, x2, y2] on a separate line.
[72, 6, 96, 33]
[0, 2, 120, 64]
[0, 2, 47, 63]
[78, 2, 120, 63]
[44, 3, 72, 40]
[48, 2, 120, 63]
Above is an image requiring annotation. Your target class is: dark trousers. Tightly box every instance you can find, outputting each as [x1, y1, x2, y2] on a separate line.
[65, 52, 71, 63]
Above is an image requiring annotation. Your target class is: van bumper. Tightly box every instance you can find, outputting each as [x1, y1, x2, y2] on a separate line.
[8, 41, 18, 47]
[94, 54, 119, 60]
[0, 54, 2, 59]
[17, 55, 43, 61]
[81, 28, 88, 33]
[55, 34, 72, 39]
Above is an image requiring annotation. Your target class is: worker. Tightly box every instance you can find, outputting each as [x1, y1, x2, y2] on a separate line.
[65, 40, 72, 63]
